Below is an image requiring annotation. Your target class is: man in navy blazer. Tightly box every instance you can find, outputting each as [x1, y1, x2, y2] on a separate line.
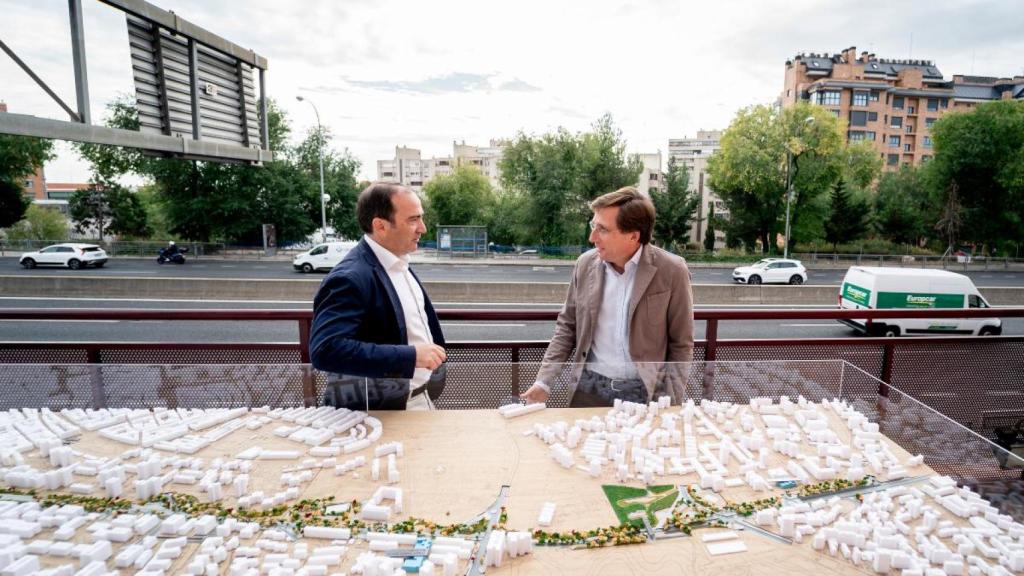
[310, 183, 447, 411]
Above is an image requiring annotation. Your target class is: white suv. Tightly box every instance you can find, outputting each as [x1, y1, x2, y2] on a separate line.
[732, 258, 807, 285]
[20, 243, 108, 270]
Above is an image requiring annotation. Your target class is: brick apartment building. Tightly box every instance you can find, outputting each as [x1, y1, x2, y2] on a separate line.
[781, 46, 1024, 170]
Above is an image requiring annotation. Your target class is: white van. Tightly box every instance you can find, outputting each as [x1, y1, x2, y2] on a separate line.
[292, 241, 357, 273]
[838, 266, 1001, 337]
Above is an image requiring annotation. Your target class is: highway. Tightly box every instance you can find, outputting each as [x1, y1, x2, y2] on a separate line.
[2, 257, 1023, 286]
[2, 297, 1021, 342]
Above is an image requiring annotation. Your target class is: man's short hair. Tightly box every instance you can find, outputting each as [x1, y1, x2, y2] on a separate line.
[357, 182, 408, 234]
[590, 186, 656, 245]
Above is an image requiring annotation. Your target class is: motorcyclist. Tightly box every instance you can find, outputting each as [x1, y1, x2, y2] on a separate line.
[165, 241, 180, 257]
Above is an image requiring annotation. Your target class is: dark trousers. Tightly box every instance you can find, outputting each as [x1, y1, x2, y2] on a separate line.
[569, 369, 648, 407]
[323, 364, 447, 411]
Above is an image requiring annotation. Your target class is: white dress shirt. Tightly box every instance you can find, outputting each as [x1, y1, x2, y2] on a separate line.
[364, 235, 434, 389]
[534, 246, 642, 393]
[586, 246, 643, 380]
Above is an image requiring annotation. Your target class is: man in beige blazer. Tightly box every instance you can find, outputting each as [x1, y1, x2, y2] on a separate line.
[520, 186, 694, 407]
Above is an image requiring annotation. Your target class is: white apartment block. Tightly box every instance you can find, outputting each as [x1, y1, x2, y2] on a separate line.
[668, 130, 726, 248]
[376, 140, 505, 194]
[636, 152, 665, 197]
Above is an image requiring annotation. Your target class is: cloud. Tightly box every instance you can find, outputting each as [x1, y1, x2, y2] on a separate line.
[343, 72, 541, 95]
[498, 78, 541, 92]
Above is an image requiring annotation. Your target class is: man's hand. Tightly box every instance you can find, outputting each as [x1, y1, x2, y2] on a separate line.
[520, 383, 550, 404]
[414, 343, 447, 370]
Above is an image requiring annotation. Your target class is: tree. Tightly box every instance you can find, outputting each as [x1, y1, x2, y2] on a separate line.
[423, 166, 496, 239]
[0, 134, 53, 228]
[0, 134, 53, 187]
[873, 165, 931, 245]
[499, 115, 642, 246]
[935, 181, 964, 254]
[650, 158, 698, 253]
[4, 204, 68, 241]
[706, 103, 847, 253]
[703, 202, 716, 252]
[928, 100, 1024, 250]
[823, 181, 870, 250]
[0, 179, 29, 229]
[68, 185, 113, 241]
[81, 97, 352, 244]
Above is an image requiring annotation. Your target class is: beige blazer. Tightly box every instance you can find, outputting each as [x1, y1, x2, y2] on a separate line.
[537, 244, 695, 401]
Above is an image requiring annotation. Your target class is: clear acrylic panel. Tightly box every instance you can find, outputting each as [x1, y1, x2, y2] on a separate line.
[0, 360, 1021, 575]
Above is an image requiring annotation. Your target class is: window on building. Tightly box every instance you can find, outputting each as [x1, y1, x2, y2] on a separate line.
[24, 180, 33, 189]
[849, 131, 865, 141]
[853, 92, 868, 107]
[869, 90, 880, 102]
[893, 96, 905, 109]
[889, 135, 901, 147]
[865, 131, 876, 141]
[925, 118, 936, 129]
[820, 91, 841, 106]
[830, 109, 840, 118]
[927, 98, 939, 111]
[904, 144, 912, 152]
[849, 111, 868, 126]
[905, 125, 913, 134]
[891, 116, 903, 128]
[940, 98, 948, 109]
[868, 112, 878, 122]
[923, 136, 932, 148]
[381, 172, 394, 178]
[922, 155, 932, 163]
[908, 105, 915, 114]
[887, 154, 899, 166]
[649, 173, 659, 181]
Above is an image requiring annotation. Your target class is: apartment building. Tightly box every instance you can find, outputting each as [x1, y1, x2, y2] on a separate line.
[668, 130, 726, 247]
[782, 46, 1024, 171]
[377, 140, 504, 194]
[636, 152, 664, 197]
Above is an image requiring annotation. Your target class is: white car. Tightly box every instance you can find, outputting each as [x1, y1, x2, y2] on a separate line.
[293, 241, 357, 273]
[732, 258, 807, 285]
[19, 243, 108, 270]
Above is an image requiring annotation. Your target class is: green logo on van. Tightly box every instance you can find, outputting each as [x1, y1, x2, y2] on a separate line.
[842, 283, 871, 306]
[876, 292, 964, 309]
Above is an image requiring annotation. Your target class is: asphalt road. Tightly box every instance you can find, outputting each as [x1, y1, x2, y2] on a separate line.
[2, 297, 1021, 342]
[2, 256, 1023, 286]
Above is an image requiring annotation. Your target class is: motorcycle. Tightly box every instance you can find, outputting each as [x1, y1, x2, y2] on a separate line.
[156, 246, 188, 265]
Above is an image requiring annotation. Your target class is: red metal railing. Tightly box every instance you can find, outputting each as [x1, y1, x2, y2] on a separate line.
[1, 307, 1022, 431]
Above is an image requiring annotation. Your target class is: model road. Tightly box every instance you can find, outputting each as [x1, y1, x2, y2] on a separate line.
[1, 297, 1021, 342]
[2, 257, 1023, 286]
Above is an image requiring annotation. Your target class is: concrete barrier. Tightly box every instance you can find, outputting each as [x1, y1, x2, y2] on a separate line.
[1, 276, 1022, 306]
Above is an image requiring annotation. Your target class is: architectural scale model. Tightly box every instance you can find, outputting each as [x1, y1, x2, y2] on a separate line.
[0, 393, 1018, 575]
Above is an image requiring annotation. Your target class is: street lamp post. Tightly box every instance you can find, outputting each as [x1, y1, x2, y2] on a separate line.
[296, 95, 327, 241]
[783, 116, 814, 259]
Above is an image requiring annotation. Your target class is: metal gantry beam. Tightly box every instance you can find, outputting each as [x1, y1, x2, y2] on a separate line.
[0, 0, 273, 163]
[68, 0, 92, 125]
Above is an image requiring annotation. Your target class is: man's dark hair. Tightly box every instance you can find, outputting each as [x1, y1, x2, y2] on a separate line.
[590, 186, 656, 245]
[357, 182, 408, 234]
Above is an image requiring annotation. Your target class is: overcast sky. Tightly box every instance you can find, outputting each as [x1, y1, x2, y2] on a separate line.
[1, 0, 1021, 184]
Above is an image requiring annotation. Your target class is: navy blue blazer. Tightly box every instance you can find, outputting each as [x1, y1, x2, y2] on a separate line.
[309, 239, 445, 380]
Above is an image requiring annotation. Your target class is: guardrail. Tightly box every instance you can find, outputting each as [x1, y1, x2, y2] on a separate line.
[1, 307, 1022, 439]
